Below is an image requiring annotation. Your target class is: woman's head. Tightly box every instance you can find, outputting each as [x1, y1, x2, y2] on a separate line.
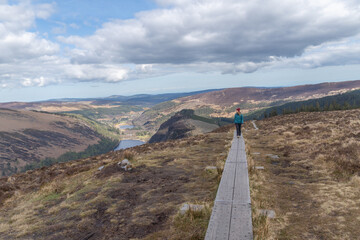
[236, 108, 240, 113]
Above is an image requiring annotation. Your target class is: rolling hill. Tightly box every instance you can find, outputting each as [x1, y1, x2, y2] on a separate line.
[148, 109, 224, 143]
[0, 89, 219, 112]
[0, 108, 106, 176]
[134, 80, 360, 132]
[245, 88, 360, 120]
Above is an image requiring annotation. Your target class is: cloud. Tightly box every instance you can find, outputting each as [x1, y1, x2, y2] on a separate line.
[2, 0, 360, 90]
[0, 1, 58, 63]
[62, 0, 360, 68]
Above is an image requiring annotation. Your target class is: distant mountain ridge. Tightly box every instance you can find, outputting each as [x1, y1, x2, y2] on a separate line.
[245, 88, 360, 120]
[135, 80, 360, 132]
[0, 89, 222, 111]
[179, 80, 360, 107]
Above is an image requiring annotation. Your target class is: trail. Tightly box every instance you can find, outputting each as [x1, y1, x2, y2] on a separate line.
[205, 131, 253, 240]
[251, 120, 258, 130]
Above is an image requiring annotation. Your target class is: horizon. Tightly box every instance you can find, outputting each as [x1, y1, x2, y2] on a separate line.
[1, 0, 360, 102]
[2, 78, 359, 103]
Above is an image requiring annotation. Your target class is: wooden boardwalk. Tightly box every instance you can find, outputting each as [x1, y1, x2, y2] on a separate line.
[205, 132, 253, 240]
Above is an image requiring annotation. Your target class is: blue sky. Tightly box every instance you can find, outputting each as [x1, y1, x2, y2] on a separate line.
[33, 0, 157, 38]
[1, 0, 360, 102]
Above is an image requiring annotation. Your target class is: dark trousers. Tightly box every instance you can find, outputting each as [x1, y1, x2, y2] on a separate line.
[235, 123, 242, 136]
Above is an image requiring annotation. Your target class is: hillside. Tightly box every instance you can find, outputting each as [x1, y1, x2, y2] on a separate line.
[0, 90, 220, 140]
[1, 109, 359, 239]
[0, 90, 218, 113]
[0, 108, 103, 176]
[0, 126, 233, 239]
[245, 88, 360, 120]
[148, 109, 220, 143]
[182, 80, 360, 108]
[135, 80, 360, 132]
[244, 109, 360, 239]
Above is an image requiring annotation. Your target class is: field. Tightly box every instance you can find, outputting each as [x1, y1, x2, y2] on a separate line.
[244, 109, 360, 239]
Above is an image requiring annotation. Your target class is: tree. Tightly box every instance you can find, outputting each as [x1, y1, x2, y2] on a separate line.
[343, 101, 351, 110]
[300, 104, 305, 112]
[269, 109, 278, 117]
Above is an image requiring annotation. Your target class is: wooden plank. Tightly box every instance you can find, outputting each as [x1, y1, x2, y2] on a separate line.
[205, 202, 232, 240]
[215, 162, 236, 202]
[206, 131, 253, 240]
[233, 162, 251, 204]
[229, 203, 253, 240]
[226, 147, 237, 162]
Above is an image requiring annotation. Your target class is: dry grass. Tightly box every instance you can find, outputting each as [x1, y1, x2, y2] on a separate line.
[244, 109, 360, 239]
[143, 203, 213, 240]
[0, 126, 233, 239]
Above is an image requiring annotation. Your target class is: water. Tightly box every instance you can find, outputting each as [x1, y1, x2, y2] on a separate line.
[118, 125, 134, 129]
[114, 140, 144, 151]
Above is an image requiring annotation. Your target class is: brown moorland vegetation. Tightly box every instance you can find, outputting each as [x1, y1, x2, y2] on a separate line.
[244, 109, 360, 239]
[0, 125, 233, 240]
[134, 80, 360, 132]
[0, 108, 102, 176]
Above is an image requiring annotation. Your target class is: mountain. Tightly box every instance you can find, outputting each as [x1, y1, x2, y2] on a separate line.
[148, 109, 222, 143]
[0, 124, 233, 239]
[245, 88, 360, 120]
[135, 80, 360, 132]
[0, 108, 103, 176]
[181, 80, 360, 108]
[0, 89, 220, 112]
[94, 89, 222, 106]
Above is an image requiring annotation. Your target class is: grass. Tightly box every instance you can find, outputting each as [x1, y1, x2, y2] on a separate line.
[244, 109, 360, 239]
[0, 125, 233, 239]
[65, 113, 121, 140]
[143, 203, 213, 240]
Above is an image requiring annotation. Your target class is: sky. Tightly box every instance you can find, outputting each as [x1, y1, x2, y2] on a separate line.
[1, 0, 360, 102]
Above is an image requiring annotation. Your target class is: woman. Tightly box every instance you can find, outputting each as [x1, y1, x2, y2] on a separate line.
[234, 108, 244, 138]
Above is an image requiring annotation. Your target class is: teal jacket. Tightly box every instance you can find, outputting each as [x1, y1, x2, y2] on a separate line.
[234, 113, 244, 124]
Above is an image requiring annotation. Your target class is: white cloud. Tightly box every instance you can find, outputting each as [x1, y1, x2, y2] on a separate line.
[2, 0, 360, 90]
[0, 1, 58, 63]
[272, 36, 360, 68]
[64, 64, 129, 82]
[62, 0, 360, 67]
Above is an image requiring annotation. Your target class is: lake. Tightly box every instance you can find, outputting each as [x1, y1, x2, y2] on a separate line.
[114, 140, 145, 151]
[118, 125, 135, 129]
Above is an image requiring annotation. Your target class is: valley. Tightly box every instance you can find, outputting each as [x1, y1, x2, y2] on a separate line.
[0, 80, 360, 239]
[1, 107, 359, 239]
[134, 80, 360, 133]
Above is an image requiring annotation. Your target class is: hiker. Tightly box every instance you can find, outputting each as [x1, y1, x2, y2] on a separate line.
[234, 108, 244, 138]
